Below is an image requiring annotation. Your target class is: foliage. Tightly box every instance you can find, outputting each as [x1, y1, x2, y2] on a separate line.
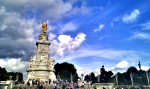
[54, 62, 78, 82]
[0, 67, 23, 82]
[84, 72, 97, 83]
[84, 74, 91, 81]
[99, 65, 113, 83]
[110, 66, 150, 85]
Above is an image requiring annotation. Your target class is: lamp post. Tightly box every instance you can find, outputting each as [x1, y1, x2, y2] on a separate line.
[81, 73, 84, 81]
[146, 71, 149, 87]
[70, 72, 73, 83]
[130, 73, 134, 87]
[138, 61, 143, 87]
[115, 74, 118, 88]
[146, 63, 150, 87]
[97, 75, 100, 83]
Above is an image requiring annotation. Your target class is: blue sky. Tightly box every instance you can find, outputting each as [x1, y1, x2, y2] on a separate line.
[0, 0, 150, 77]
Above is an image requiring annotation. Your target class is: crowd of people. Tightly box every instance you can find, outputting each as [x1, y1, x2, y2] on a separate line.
[18, 78, 88, 89]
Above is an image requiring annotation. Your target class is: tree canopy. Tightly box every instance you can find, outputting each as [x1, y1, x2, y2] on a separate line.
[0, 67, 23, 82]
[54, 62, 78, 82]
[110, 66, 150, 85]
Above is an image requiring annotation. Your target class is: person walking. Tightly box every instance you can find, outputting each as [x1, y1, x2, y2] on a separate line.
[29, 79, 33, 88]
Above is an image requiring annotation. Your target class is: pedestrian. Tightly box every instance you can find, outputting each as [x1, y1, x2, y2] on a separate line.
[29, 79, 33, 88]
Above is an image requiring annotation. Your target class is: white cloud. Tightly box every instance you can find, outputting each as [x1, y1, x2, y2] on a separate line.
[93, 24, 104, 33]
[140, 66, 149, 71]
[75, 65, 92, 77]
[142, 22, 150, 30]
[58, 35, 73, 44]
[129, 32, 150, 40]
[122, 9, 140, 23]
[0, 58, 28, 72]
[50, 33, 86, 57]
[0, 58, 29, 79]
[61, 22, 78, 33]
[116, 60, 128, 69]
[48, 33, 56, 41]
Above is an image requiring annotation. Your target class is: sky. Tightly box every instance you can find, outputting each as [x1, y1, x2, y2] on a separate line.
[0, 0, 150, 78]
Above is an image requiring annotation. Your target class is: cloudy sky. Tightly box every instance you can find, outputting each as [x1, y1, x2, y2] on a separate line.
[0, 0, 150, 78]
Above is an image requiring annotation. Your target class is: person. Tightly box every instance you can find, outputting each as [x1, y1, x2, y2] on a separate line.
[37, 78, 40, 88]
[29, 79, 33, 88]
[27, 80, 30, 86]
[39, 81, 44, 89]
[49, 79, 51, 84]
[103, 87, 106, 89]
[45, 83, 49, 89]
[74, 83, 79, 89]
[53, 81, 57, 89]
[62, 84, 66, 89]
[70, 82, 74, 89]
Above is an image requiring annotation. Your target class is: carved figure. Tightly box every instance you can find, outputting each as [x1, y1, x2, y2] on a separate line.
[30, 60, 34, 68]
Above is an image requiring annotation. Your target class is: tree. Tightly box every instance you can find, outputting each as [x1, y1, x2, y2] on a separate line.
[106, 71, 113, 82]
[99, 65, 113, 83]
[0, 67, 23, 81]
[84, 74, 90, 81]
[54, 62, 78, 82]
[126, 66, 138, 74]
[110, 66, 149, 85]
[0, 67, 7, 81]
[90, 72, 97, 83]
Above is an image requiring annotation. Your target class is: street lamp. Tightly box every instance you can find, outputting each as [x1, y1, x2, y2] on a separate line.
[138, 61, 143, 87]
[130, 73, 134, 87]
[146, 70, 150, 87]
[81, 73, 84, 81]
[70, 72, 73, 83]
[115, 73, 118, 88]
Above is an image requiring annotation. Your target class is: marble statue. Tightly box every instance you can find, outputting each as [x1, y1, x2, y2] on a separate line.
[26, 22, 56, 83]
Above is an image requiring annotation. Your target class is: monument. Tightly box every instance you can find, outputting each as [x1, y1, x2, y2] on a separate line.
[26, 22, 56, 82]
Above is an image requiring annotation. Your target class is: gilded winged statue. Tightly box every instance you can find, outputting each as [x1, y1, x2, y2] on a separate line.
[38, 22, 48, 41]
[42, 22, 47, 33]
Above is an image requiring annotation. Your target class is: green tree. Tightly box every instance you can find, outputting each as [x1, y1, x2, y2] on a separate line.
[84, 74, 90, 81]
[54, 62, 78, 82]
[0, 67, 23, 81]
[0, 67, 7, 81]
[99, 65, 113, 83]
[90, 72, 97, 83]
[110, 66, 149, 85]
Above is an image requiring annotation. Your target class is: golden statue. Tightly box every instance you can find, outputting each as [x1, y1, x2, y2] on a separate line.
[42, 22, 47, 33]
[38, 22, 48, 41]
